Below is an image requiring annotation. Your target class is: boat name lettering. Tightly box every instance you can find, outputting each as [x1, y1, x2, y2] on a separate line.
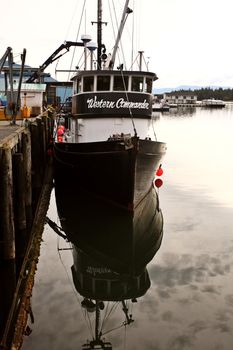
[86, 266, 112, 275]
[87, 96, 115, 109]
[116, 98, 149, 109]
[86, 96, 149, 110]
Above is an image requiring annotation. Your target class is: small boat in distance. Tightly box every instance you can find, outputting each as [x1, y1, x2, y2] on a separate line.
[53, 0, 166, 212]
[201, 98, 225, 108]
[152, 100, 170, 112]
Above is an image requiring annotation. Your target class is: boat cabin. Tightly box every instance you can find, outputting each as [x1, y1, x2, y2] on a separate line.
[71, 70, 157, 118]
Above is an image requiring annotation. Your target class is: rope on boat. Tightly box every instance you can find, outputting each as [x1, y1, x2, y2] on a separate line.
[120, 69, 137, 137]
[101, 322, 129, 336]
[151, 118, 158, 141]
[100, 299, 134, 336]
[100, 301, 120, 335]
[70, 0, 87, 72]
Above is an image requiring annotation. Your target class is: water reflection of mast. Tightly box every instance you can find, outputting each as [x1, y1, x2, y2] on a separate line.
[84, 299, 133, 350]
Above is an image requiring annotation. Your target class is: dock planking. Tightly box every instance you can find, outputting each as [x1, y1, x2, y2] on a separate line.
[0, 125, 22, 145]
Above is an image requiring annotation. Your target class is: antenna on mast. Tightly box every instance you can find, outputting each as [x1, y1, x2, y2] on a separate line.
[92, 0, 107, 69]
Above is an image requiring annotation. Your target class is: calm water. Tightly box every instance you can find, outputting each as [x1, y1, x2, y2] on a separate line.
[22, 105, 233, 350]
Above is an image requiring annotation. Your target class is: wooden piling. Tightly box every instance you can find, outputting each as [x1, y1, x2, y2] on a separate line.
[0, 147, 16, 261]
[13, 153, 26, 232]
[30, 122, 44, 211]
[12, 153, 27, 276]
[0, 147, 16, 340]
[21, 131, 32, 231]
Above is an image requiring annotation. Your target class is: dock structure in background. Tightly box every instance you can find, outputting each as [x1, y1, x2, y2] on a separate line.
[0, 112, 54, 350]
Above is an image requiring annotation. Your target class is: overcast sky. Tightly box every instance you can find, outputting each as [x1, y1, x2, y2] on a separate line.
[1, 0, 233, 88]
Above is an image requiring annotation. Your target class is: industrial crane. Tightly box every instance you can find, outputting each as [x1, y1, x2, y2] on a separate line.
[26, 41, 84, 83]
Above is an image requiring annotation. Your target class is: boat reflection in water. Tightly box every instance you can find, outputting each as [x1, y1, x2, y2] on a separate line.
[54, 181, 164, 349]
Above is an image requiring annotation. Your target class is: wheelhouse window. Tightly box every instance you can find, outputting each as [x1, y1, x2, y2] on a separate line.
[113, 75, 129, 91]
[75, 78, 82, 93]
[97, 76, 110, 91]
[132, 76, 143, 92]
[145, 78, 152, 93]
[83, 76, 94, 92]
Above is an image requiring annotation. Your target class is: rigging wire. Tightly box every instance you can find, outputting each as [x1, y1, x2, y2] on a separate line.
[69, 0, 86, 76]
[108, 0, 117, 48]
[131, 0, 135, 70]
[55, 234, 94, 339]
[101, 322, 128, 336]
[120, 69, 137, 136]
[64, 0, 82, 40]
[110, 0, 126, 69]
[129, 51, 140, 70]
[101, 298, 135, 336]
[57, 0, 87, 105]
[100, 301, 120, 334]
[85, 308, 94, 340]
[110, 0, 121, 64]
[136, 0, 142, 53]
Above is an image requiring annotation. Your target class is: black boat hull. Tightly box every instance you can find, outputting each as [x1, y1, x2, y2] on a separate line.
[53, 137, 166, 210]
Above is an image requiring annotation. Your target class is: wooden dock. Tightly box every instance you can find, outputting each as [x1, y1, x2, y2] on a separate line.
[0, 125, 21, 142]
[0, 113, 54, 350]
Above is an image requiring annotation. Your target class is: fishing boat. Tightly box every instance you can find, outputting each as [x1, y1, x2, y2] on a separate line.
[152, 100, 170, 112]
[53, 0, 166, 212]
[201, 98, 225, 108]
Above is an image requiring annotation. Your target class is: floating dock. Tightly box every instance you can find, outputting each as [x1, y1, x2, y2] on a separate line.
[0, 112, 54, 350]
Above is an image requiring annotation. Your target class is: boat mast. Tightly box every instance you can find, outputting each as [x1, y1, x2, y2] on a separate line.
[95, 300, 101, 342]
[93, 0, 107, 70]
[97, 0, 102, 69]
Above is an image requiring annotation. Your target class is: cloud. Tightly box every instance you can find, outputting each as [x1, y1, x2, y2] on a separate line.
[201, 285, 221, 295]
[167, 334, 193, 350]
[189, 320, 209, 335]
[225, 294, 233, 308]
[213, 323, 231, 333]
[161, 311, 176, 323]
[149, 253, 232, 290]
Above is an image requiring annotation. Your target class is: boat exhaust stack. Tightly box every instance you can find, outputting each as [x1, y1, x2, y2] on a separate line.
[138, 51, 144, 71]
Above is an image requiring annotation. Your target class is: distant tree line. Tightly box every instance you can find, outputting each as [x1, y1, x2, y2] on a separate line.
[172, 88, 233, 101]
